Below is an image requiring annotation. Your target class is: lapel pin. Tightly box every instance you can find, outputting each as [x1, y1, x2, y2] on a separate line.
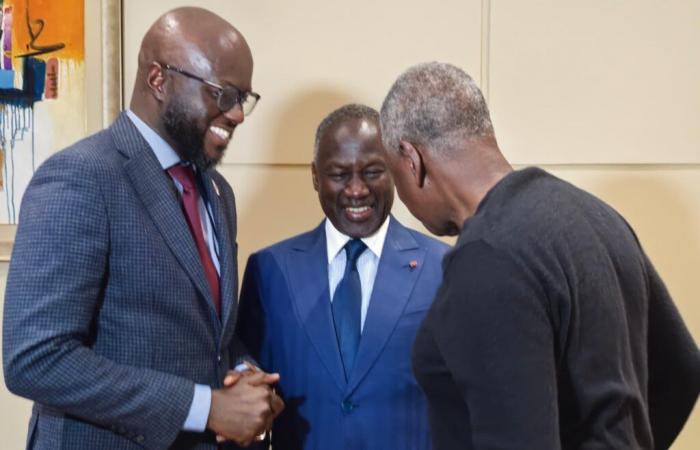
[409, 260, 418, 270]
[212, 179, 220, 197]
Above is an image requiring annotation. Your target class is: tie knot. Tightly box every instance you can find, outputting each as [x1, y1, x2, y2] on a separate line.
[344, 239, 367, 267]
[167, 164, 196, 191]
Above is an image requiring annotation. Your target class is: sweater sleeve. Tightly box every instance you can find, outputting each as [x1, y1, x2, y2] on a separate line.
[431, 240, 561, 450]
[645, 252, 700, 449]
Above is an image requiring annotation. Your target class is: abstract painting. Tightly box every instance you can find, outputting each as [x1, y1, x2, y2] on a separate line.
[0, 0, 85, 223]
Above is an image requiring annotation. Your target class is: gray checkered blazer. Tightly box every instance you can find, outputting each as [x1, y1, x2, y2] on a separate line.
[3, 113, 245, 449]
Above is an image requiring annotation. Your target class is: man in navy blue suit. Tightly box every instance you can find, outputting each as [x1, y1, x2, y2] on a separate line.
[236, 104, 449, 450]
[3, 7, 281, 449]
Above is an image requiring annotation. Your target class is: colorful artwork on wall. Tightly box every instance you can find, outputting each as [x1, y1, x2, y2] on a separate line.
[0, 0, 85, 223]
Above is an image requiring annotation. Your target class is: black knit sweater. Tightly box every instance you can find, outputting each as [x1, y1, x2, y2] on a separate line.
[413, 167, 699, 450]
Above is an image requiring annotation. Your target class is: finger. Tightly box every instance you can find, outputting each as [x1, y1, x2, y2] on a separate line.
[263, 406, 275, 431]
[241, 371, 273, 386]
[260, 392, 278, 431]
[263, 419, 274, 438]
[263, 372, 280, 384]
[243, 360, 260, 372]
[239, 363, 280, 385]
[271, 393, 285, 417]
[223, 371, 242, 387]
[247, 372, 280, 387]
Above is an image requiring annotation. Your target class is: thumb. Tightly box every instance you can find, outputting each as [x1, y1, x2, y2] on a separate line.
[223, 371, 242, 387]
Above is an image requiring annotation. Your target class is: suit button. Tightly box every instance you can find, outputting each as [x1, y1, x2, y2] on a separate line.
[341, 399, 355, 413]
[135, 435, 145, 444]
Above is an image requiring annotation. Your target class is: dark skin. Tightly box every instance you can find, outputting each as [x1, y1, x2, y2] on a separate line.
[218, 366, 284, 446]
[129, 8, 283, 446]
[384, 135, 512, 236]
[221, 116, 393, 443]
[312, 117, 395, 238]
[130, 7, 253, 169]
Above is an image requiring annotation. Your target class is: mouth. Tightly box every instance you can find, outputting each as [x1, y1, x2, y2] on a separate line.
[208, 125, 233, 146]
[343, 205, 374, 222]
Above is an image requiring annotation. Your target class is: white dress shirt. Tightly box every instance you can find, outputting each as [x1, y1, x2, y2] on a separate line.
[325, 216, 390, 331]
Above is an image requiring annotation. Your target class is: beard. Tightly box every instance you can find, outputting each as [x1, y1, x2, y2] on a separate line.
[162, 97, 215, 171]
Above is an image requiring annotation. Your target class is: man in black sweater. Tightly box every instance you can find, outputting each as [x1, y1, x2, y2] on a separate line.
[379, 62, 699, 450]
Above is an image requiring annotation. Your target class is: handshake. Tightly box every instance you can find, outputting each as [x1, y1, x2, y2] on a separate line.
[207, 362, 285, 447]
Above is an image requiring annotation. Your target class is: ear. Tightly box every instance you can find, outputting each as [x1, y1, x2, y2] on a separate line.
[398, 140, 427, 188]
[146, 63, 168, 102]
[311, 162, 320, 192]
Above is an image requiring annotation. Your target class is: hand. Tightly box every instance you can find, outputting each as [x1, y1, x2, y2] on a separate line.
[235, 361, 284, 420]
[207, 369, 281, 446]
[236, 366, 284, 437]
[215, 363, 285, 445]
[232, 362, 285, 423]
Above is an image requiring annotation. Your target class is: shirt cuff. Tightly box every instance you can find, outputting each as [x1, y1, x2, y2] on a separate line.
[182, 384, 212, 432]
[234, 362, 250, 372]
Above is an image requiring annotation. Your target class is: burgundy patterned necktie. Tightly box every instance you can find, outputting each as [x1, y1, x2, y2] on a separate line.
[167, 164, 221, 315]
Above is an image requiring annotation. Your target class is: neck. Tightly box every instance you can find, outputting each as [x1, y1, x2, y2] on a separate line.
[433, 138, 512, 228]
[130, 99, 188, 162]
[130, 94, 160, 133]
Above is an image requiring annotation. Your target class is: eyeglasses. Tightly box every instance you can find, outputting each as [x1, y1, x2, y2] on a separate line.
[156, 62, 260, 116]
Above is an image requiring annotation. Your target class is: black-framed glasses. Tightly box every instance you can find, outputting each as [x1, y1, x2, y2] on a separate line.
[156, 62, 260, 116]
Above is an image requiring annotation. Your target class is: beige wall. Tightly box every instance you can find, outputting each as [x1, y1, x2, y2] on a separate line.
[489, 1, 700, 164]
[0, 0, 698, 448]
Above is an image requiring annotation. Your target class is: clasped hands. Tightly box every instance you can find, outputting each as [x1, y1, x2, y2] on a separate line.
[207, 362, 284, 447]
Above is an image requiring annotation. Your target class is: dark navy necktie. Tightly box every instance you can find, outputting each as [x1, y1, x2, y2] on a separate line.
[332, 239, 367, 380]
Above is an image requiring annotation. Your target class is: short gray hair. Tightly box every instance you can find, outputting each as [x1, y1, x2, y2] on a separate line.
[380, 62, 494, 155]
[314, 103, 379, 161]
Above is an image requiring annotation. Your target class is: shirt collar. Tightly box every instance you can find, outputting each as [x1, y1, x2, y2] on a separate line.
[325, 216, 390, 264]
[126, 109, 181, 170]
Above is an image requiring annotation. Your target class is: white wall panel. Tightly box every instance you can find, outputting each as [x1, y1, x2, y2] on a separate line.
[489, 0, 700, 164]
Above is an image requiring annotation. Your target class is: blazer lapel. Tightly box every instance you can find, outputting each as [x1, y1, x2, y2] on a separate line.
[285, 223, 347, 391]
[200, 171, 236, 330]
[111, 114, 216, 320]
[347, 217, 425, 392]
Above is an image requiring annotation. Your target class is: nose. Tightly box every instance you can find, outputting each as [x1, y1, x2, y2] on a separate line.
[345, 174, 370, 198]
[222, 102, 244, 124]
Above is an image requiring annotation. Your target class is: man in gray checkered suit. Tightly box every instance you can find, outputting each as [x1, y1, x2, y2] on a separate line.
[3, 7, 282, 449]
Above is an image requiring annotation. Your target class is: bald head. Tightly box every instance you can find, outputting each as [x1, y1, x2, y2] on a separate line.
[133, 7, 252, 101]
[129, 7, 255, 170]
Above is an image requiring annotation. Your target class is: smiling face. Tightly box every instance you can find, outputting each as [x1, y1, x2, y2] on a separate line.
[161, 30, 253, 170]
[312, 117, 394, 238]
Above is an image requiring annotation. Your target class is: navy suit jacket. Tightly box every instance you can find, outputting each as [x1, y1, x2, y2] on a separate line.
[3, 113, 244, 450]
[236, 217, 449, 450]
